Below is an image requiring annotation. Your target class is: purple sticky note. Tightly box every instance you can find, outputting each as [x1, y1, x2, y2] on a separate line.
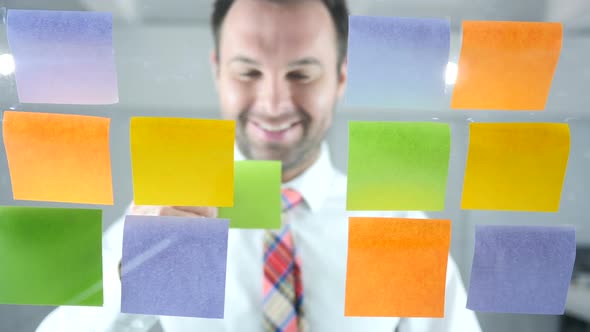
[345, 16, 450, 109]
[7, 9, 119, 104]
[467, 225, 576, 314]
[121, 215, 229, 318]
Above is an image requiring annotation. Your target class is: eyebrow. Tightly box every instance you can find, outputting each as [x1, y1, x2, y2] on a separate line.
[288, 57, 322, 68]
[228, 56, 322, 68]
[228, 56, 260, 66]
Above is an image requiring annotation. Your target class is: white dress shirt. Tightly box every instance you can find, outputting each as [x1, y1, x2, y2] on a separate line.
[37, 143, 481, 332]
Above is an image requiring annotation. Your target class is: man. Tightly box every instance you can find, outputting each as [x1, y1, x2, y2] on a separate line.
[38, 0, 482, 331]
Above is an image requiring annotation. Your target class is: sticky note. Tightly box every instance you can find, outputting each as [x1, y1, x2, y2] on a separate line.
[3, 111, 114, 205]
[461, 123, 570, 212]
[345, 16, 450, 109]
[121, 215, 229, 318]
[347, 121, 450, 211]
[451, 21, 562, 110]
[218, 161, 281, 229]
[345, 217, 451, 317]
[7, 9, 118, 104]
[0, 206, 103, 306]
[467, 225, 576, 314]
[130, 117, 235, 206]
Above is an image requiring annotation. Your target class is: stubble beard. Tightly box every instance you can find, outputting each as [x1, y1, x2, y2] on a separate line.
[236, 109, 324, 175]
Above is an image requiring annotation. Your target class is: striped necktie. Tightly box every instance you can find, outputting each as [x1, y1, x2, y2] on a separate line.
[262, 188, 307, 332]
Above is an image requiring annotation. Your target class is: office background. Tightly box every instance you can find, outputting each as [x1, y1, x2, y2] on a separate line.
[0, 0, 589, 331]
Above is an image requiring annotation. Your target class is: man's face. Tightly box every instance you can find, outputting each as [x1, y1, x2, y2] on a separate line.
[213, 0, 347, 173]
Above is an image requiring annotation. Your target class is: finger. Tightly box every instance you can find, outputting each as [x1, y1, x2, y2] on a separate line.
[130, 205, 201, 217]
[159, 206, 203, 217]
[172, 206, 218, 218]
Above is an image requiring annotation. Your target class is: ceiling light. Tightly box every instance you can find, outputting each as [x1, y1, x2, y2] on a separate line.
[445, 61, 458, 85]
[0, 54, 15, 76]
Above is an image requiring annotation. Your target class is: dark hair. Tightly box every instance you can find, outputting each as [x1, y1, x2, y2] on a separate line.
[211, 0, 349, 68]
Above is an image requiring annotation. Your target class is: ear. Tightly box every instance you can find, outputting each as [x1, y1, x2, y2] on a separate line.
[336, 56, 348, 100]
[210, 49, 220, 90]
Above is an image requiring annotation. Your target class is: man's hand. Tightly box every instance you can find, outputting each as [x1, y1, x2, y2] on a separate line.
[130, 204, 218, 218]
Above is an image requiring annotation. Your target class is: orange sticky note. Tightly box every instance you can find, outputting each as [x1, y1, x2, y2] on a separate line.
[345, 217, 451, 317]
[451, 21, 562, 110]
[2, 111, 113, 205]
[461, 123, 570, 212]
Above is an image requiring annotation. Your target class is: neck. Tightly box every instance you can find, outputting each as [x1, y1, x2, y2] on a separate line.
[281, 146, 321, 183]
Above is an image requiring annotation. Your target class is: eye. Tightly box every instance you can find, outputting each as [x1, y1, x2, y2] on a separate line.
[287, 71, 310, 81]
[239, 70, 262, 80]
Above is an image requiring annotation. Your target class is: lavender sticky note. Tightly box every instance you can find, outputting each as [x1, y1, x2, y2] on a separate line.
[121, 215, 229, 318]
[345, 16, 450, 109]
[467, 225, 576, 315]
[7, 10, 118, 104]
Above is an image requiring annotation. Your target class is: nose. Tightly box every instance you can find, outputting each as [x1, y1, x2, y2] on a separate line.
[255, 73, 294, 116]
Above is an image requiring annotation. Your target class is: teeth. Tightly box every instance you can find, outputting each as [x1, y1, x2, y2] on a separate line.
[258, 122, 293, 132]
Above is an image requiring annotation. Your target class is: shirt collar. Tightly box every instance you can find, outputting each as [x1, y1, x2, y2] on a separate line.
[234, 143, 335, 212]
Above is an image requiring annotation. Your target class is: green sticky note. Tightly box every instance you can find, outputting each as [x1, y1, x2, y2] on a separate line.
[347, 121, 451, 211]
[218, 161, 281, 229]
[0, 206, 103, 306]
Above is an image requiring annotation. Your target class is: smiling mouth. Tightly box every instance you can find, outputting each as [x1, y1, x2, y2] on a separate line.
[252, 120, 301, 133]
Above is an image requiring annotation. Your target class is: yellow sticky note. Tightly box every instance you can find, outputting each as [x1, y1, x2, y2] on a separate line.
[130, 117, 235, 206]
[461, 123, 570, 212]
[2, 111, 113, 205]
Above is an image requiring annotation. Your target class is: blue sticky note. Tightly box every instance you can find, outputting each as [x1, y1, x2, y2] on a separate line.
[7, 9, 118, 104]
[345, 16, 450, 109]
[121, 215, 229, 318]
[467, 225, 576, 314]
